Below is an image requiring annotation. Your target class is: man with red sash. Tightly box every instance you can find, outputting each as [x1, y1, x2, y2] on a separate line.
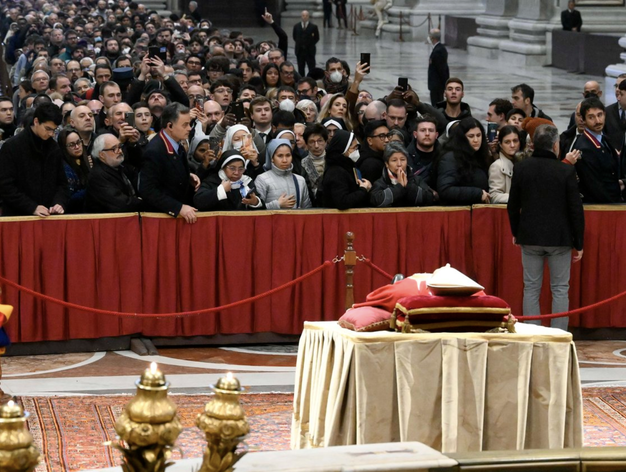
[573, 96, 626, 203]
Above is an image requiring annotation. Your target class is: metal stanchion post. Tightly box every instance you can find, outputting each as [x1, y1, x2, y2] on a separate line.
[399, 11, 404, 42]
[344, 232, 356, 310]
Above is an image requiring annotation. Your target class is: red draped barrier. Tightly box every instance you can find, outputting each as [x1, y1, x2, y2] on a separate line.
[0, 214, 143, 342]
[470, 205, 626, 328]
[139, 208, 472, 337]
[1, 205, 625, 343]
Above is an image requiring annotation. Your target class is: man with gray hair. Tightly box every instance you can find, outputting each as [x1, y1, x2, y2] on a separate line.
[507, 124, 585, 331]
[85, 134, 143, 213]
[427, 28, 449, 107]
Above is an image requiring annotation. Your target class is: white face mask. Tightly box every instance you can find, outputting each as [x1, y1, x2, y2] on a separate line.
[330, 71, 343, 83]
[348, 150, 360, 162]
[122, 47, 131, 54]
[279, 99, 295, 112]
[233, 141, 243, 150]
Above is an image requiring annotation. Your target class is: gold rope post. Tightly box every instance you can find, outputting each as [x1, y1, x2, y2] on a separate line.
[344, 232, 356, 310]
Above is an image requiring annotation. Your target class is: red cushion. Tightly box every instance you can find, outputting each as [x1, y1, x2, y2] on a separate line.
[393, 294, 511, 332]
[338, 306, 392, 332]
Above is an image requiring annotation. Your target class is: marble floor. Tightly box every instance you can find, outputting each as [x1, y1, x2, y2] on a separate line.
[1, 339, 626, 395]
[0, 26, 618, 395]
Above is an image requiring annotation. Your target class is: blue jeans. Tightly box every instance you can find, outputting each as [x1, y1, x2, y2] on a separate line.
[521, 245, 572, 331]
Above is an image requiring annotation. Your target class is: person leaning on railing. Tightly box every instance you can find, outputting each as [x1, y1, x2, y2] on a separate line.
[370, 141, 435, 208]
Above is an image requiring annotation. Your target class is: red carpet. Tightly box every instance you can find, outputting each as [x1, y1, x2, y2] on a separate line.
[21, 394, 293, 472]
[18, 388, 626, 472]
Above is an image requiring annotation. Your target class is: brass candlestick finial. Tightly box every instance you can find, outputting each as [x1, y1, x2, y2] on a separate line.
[112, 363, 182, 472]
[0, 400, 40, 472]
[196, 372, 250, 472]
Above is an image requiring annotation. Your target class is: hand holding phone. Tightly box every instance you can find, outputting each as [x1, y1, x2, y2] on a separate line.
[125, 112, 135, 128]
[398, 77, 408, 92]
[360, 53, 370, 74]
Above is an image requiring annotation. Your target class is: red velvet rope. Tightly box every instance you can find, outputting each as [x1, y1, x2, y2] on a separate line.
[2, 256, 625, 321]
[361, 258, 394, 281]
[515, 286, 626, 320]
[0, 261, 334, 318]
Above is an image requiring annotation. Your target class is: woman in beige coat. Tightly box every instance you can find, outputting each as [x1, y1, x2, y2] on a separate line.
[488, 125, 523, 203]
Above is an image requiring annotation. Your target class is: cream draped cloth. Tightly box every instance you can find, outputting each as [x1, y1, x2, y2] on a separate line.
[291, 321, 583, 453]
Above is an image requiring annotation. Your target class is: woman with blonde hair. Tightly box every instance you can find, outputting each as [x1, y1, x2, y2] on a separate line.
[318, 93, 352, 131]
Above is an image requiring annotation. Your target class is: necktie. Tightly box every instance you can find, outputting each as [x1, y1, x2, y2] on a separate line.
[259, 132, 267, 143]
[621, 110, 626, 128]
[177, 145, 186, 161]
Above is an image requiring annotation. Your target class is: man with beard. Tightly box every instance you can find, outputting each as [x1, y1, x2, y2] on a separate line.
[573, 97, 626, 203]
[0, 102, 68, 216]
[101, 101, 143, 175]
[323, 57, 349, 95]
[102, 38, 121, 63]
[70, 105, 97, 158]
[407, 115, 439, 185]
[356, 120, 390, 183]
[203, 100, 224, 134]
[437, 78, 471, 124]
[66, 60, 84, 84]
[85, 132, 144, 213]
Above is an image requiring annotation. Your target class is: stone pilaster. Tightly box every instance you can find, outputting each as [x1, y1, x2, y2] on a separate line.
[498, 0, 554, 66]
[467, 0, 517, 60]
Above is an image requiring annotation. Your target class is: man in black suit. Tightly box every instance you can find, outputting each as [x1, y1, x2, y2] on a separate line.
[508, 124, 584, 331]
[561, 1, 582, 32]
[293, 10, 320, 77]
[138, 103, 200, 223]
[427, 29, 449, 107]
[572, 97, 626, 203]
[86, 133, 144, 213]
[603, 79, 626, 154]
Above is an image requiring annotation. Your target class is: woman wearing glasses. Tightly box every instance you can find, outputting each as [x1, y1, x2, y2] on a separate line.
[57, 127, 91, 213]
[194, 150, 264, 211]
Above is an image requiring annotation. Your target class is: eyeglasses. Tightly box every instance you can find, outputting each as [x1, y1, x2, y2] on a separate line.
[43, 125, 58, 134]
[225, 165, 245, 173]
[281, 70, 295, 76]
[213, 88, 232, 94]
[371, 133, 391, 140]
[102, 145, 123, 153]
[308, 139, 326, 146]
[67, 68, 80, 72]
[66, 140, 83, 148]
[298, 88, 311, 95]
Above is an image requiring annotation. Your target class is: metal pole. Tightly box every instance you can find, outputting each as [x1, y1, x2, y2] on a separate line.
[399, 11, 404, 42]
[344, 232, 356, 310]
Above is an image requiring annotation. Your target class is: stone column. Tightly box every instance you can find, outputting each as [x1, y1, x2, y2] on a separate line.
[498, 0, 555, 66]
[467, 0, 518, 60]
[605, 35, 626, 106]
[409, 0, 486, 41]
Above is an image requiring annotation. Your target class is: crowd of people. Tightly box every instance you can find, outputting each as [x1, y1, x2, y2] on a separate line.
[0, 0, 624, 223]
